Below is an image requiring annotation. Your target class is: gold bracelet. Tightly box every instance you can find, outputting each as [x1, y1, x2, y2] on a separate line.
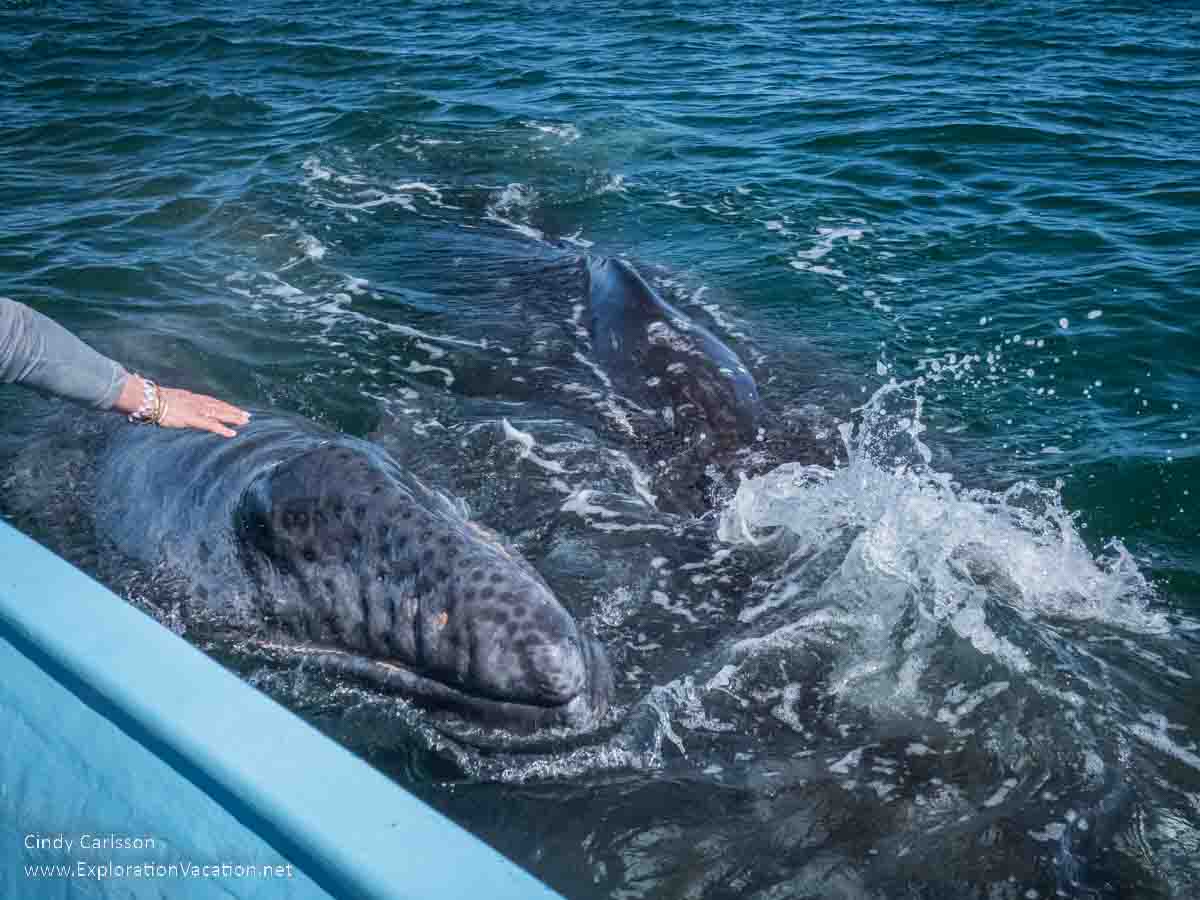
[152, 390, 168, 426]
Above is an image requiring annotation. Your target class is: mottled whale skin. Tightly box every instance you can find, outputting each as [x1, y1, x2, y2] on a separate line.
[94, 414, 612, 731]
[584, 256, 760, 451]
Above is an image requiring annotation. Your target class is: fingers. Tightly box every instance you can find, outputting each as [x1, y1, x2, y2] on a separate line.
[158, 388, 252, 438]
[203, 399, 251, 426]
[182, 414, 238, 438]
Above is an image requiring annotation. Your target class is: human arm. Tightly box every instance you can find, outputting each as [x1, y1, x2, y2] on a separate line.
[0, 297, 250, 437]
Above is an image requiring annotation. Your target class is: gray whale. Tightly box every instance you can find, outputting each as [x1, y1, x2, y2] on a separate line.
[584, 256, 762, 512]
[94, 414, 612, 732]
[584, 256, 760, 451]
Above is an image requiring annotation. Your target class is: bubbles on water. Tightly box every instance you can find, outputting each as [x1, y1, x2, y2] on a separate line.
[296, 233, 326, 261]
[500, 418, 569, 476]
[522, 120, 582, 145]
[787, 225, 866, 277]
[301, 155, 456, 219]
[485, 183, 544, 241]
[1127, 713, 1200, 773]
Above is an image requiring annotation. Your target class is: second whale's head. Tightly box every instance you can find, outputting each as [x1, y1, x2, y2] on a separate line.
[235, 442, 613, 732]
[585, 256, 761, 450]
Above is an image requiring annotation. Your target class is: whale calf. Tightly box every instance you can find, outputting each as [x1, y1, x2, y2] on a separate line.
[584, 256, 761, 451]
[583, 256, 763, 512]
[93, 414, 612, 732]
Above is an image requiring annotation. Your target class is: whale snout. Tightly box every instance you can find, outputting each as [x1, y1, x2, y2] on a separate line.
[528, 633, 614, 729]
[526, 631, 588, 705]
[453, 569, 600, 710]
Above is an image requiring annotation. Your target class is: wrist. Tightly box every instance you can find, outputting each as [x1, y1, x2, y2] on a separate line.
[113, 373, 144, 415]
[120, 374, 166, 425]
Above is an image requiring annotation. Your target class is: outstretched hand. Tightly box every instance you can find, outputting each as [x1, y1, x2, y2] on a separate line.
[157, 387, 251, 438]
[114, 375, 251, 438]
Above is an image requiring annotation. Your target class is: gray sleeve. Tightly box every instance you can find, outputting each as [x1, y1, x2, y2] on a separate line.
[0, 297, 129, 410]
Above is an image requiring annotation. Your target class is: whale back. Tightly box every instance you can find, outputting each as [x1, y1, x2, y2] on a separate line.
[94, 415, 327, 618]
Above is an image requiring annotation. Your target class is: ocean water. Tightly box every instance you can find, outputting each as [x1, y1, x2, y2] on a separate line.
[1, 2, 1199, 898]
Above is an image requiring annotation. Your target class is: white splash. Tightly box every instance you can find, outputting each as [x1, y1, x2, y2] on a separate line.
[716, 368, 1162, 716]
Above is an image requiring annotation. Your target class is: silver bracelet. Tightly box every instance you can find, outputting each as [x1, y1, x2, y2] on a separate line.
[127, 376, 160, 425]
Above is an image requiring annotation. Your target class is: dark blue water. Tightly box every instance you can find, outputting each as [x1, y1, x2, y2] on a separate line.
[2, 2, 1199, 898]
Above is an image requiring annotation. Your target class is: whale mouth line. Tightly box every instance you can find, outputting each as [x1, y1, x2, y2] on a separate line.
[243, 637, 605, 730]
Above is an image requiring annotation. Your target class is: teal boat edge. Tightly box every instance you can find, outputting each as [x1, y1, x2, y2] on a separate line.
[0, 520, 564, 900]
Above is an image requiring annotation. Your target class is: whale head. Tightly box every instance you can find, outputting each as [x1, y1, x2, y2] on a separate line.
[235, 442, 613, 732]
[585, 256, 761, 450]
